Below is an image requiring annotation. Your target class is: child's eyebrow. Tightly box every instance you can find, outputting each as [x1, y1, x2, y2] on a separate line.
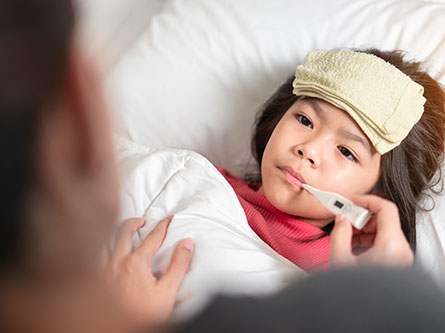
[304, 98, 327, 122]
[303, 98, 374, 156]
[337, 128, 374, 155]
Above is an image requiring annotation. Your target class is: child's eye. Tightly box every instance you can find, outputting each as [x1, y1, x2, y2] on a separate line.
[296, 114, 313, 128]
[338, 146, 358, 162]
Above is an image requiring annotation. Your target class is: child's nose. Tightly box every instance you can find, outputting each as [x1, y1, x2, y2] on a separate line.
[296, 148, 319, 168]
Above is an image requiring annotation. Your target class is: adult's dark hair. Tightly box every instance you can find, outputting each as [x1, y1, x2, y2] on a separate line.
[0, 0, 75, 272]
[250, 49, 445, 250]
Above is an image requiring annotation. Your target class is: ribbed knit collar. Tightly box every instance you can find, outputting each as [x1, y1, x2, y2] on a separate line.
[217, 167, 330, 273]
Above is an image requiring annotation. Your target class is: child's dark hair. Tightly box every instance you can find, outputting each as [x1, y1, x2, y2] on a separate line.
[250, 49, 445, 251]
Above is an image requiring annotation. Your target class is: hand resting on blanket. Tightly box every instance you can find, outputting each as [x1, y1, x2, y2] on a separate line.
[107, 215, 194, 327]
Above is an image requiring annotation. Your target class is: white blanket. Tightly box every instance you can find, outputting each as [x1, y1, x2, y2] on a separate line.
[115, 136, 306, 321]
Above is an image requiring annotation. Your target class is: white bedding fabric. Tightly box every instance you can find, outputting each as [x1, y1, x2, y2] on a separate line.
[115, 135, 306, 321]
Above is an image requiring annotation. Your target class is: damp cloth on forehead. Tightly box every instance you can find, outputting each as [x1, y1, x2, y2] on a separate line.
[292, 49, 426, 154]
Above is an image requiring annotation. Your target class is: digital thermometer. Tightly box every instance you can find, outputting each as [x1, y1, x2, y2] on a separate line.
[302, 183, 372, 229]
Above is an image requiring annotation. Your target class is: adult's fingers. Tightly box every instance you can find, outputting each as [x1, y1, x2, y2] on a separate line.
[330, 214, 354, 267]
[361, 215, 377, 234]
[351, 195, 401, 235]
[136, 215, 173, 261]
[158, 238, 194, 297]
[112, 218, 146, 262]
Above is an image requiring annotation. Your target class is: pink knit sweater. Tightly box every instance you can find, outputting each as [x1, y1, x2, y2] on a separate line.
[217, 167, 330, 273]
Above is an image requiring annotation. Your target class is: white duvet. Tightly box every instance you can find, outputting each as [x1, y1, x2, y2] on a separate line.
[115, 136, 306, 321]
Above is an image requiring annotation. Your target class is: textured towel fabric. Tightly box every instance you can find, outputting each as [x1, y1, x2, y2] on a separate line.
[292, 50, 426, 154]
[217, 167, 330, 273]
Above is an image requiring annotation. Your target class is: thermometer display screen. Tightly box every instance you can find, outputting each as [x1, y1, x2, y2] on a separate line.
[334, 200, 344, 209]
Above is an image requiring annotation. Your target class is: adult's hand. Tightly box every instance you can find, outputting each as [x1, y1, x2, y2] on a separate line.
[107, 216, 194, 326]
[330, 195, 413, 268]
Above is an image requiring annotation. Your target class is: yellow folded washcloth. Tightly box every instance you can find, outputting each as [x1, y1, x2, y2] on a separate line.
[292, 50, 426, 154]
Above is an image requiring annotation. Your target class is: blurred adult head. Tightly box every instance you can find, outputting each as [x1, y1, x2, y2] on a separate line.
[0, 0, 119, 276]
[0, 0, 123, 331]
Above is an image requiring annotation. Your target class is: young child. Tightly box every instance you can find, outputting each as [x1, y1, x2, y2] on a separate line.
[217, 48, 445, 272]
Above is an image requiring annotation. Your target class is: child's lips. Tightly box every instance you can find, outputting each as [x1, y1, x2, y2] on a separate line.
[279, 167, 305, 189]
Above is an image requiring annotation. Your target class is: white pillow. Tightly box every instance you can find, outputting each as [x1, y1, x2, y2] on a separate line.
[77, 0, 166, 72]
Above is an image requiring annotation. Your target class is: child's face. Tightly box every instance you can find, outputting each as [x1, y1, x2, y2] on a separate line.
[257, 97, 382, 228]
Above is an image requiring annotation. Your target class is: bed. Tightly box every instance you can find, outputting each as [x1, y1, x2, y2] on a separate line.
[78, 0, 445, 320]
